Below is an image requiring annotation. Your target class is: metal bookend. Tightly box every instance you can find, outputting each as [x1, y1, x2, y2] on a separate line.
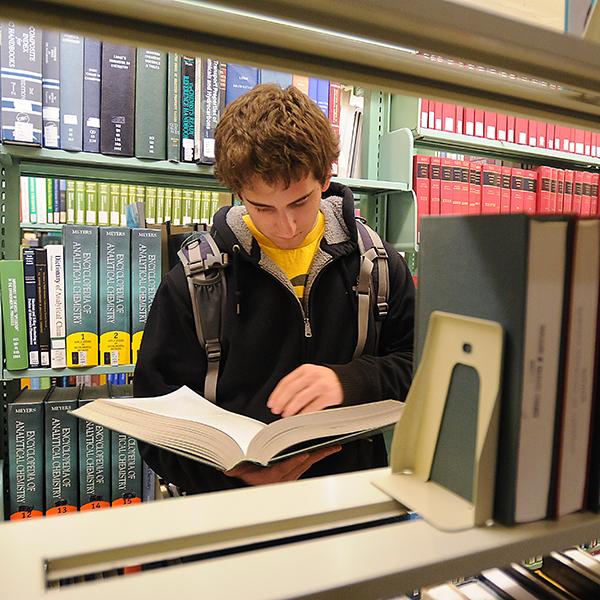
[373, 311, 503, 531]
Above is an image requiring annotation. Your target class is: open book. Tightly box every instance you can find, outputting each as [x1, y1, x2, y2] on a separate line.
[71, 386, 404, 471]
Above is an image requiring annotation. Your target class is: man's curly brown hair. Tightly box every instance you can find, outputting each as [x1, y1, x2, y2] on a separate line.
[214, 84, 339, 194]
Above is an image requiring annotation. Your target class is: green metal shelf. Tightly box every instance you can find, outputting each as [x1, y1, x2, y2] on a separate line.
[20, 223, 63, 232]
[2, 364, 135, 381]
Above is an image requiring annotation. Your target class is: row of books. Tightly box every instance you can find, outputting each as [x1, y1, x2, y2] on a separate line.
[0, 23, 362, 175]
[6, 383, 143, 520]
[21, 372, 129, 392]
[0, 225, 161, 371]
[19, 176, 231, 227]
[420, 98, 600, 157]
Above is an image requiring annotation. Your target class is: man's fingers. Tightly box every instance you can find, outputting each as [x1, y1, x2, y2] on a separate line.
[279, 386, 321, 417]
[267, 367, 311, 413]
[282, 445, 342, 481]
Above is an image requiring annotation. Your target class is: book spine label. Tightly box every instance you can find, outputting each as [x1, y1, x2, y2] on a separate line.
[42, 30, 60, 148]
[46, 245, 67, 369]
[79, 399, 111, 510]
[135, 48, 167, 159]
[8, 400, 45, 519]
[167, 53, 181, 162]
[23, 249, 40, 368]
[99, 228, 131, 365]
[85, 181, 98, 225]
[45, 399, 79, 515]
[34, 248, 50, 367]
[64, 225, 99, 367]
[201, 58, 222, 163]
[0, 261, 29, 370]
[59, 33, 84, 151]
[131, 229, 162, 363]
[100, 44, 136, 156]
[181, 56, 196, 162]
[82, 38, 102, 153]
[0, 22, 43, 145]
[111, 432, 142, 505]
[98, 182, 110, 226]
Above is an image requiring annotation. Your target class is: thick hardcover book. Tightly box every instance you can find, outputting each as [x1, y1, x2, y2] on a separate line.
[135, 48, 167, 159]
[74, 386, 403, 471]
[180, 56, 196, 162]
[64, 225, 99, 367]
[66, 179, 76, 224]
[99, 228, 131, 366]
[97, 182, 110, 226]
[34, 248, 51, 367]
[0, 260, 29, 370]
[7, 388, 48, 519]
[100, 44, 136, 156]
[145, 186, 157, 225]
[225, 64, 258, 105]
[85, 181, 98, 225]
[82, 38, 102, 153]
[46, 245, 67, 368]
[44, 386, 80, 515]
[42, 30, 60, 148]
[59, 33, 84, 151]
[167, 53, 181, 162]
[259, 69, 293, 87]
[417, 214, 572, 525]
[22, 249, 40, 368]
[199, 58, 223, 164]
[0, 22, 43, 145]
[78, 384, 111, 510]
[131, 228, 162, 363]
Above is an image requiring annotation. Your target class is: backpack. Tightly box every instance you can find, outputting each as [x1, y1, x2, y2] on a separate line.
[178, 218, 389, 403]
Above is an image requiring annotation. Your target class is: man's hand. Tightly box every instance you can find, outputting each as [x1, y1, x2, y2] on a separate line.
[224, 445, 341, 485]
[267, 364, 343, 417]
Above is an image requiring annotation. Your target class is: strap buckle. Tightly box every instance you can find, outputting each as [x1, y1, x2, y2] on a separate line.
[376, 301, 389, 319]
[205, 339, 222, 362]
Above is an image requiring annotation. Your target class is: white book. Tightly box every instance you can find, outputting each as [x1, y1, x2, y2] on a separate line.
[480, 569, 538, 600]
[35, 177, 47, 224]
[20, 177, 30, 224]
[46, 244, 66, 368]
[72, 386, 403, 471]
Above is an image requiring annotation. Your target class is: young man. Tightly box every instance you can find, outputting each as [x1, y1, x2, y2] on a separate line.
[133, 84, 415, 494]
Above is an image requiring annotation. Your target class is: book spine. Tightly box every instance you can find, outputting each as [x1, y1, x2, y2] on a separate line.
[131, 228, 162, 363]
[316, 80, 330, 117]
[523, 170, 537, 214]
[194, 58, 203, 163]
[500, 167, 511, 214]
[451, 160, 462, 214]
[328, 82, 341, 176]
[42, 30, 60, 148]
[120, 184, 129, 227]
[537, 167, 552, 214]
[85, 181, 98, 225]
[181, 56, 196, 162]
[28, 176, 37, 224]
[429, 157, 441, 215]
[135, 48, 167, 159]
[582, 171, 593, 216]
[34, 248, 50, 367]
[66, 179, 76, 224]
[440, 158, 453, 215]
[182, 189, 193, 225]
[46, 245, 67, 369]
[109, 183, 121, 226]
[23, 249, 40, 368]
[53, 179, 61, 223]
[259, 69, 293, 87]
[573, 171, 584, 215]
[111, 432, 142, 506]
[510, 168, 525, 213]
[78, 399, 111, 510]
[166, 53, 181, 162]
[292, 74, 309, 95]
[7, 400, 45, 519]
[172, 188, 183, 225]
[82, 38, 102, 153]
[156, 187, 166, 224]
[35, 176, 47, 225]
[0, 23, 42, 145]
[0, 260, 29, 370]
[591, 173, 599, 215]
[557, 169, 565, 214]
[192, 189, 202, 224]
[99, 228, 131, 366]
[74, 180, 85, 224]
[100, 44, 136, 156]
[564, 170, 574, 213]
[145, 187, 157, 225]
[200, 58, 221, 164]
[460, 161, 470, 213]
[97, 182, 110, 226]
[468, 163, 482, 215]
[225, 64, 258, 105]
[59, 33, 84, 151]
[201, 190, 211, 224]
[64, 225, 99, 367]
[44, 399, 79, 515]
[210, 192, 220, 222]
[20, 177, 30, 224]
[164, 188, 173, 223]
[46, 178, 54, 223]
[413, 155, 430, 244]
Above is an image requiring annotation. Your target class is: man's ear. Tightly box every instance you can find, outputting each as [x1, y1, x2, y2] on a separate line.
[321, 177, 331, 192]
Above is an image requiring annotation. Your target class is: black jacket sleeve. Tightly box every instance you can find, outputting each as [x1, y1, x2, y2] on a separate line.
[133, 265, 246, 494]
[328, 243, 415, 405]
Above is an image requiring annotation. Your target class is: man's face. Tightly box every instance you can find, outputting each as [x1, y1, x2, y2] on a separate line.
[239, 175, 329, 250]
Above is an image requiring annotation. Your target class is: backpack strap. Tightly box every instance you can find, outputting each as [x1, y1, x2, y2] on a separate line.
[177, 233, 229, 403]
[353, 219, 389, 358]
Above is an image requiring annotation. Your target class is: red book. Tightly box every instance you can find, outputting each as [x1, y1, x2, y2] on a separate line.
[575, 129, 585, 155]
[591, 173, 599, 215]
[585, 130, 592, 156]
[481, 164, 501, 214]
[547, 124, 555, 150]
[484, 111, 497, 140]
[527, 120, 537, 147]
[420, 98, 429, 129]
[413, 155, 430, 242]
[452, 159, 463, 214]
[455, 105, 464, 135]
[573, 170, 584, 214]
[554, 125, 563, 152]
[569, 127, 576, 153]
[582, 171, 593, 216]
[523, 170, 537, 214]
[328, 82, 341, 176]
[468, 163, 482, 214]
[464, 107, 475, 136]
[563, 170, 574, 213]
[537, 166, 552, 214]
[510, 168, 525, 213]
[500, 166, 512, 213]
[549, 168, 558, 213]
[460, 160, 470, 213]
[428, 100, 435, 129]
[440, 158, 453, 215]
[442, 103, 455, 132]
[429, 157, 441, 215]
[434, 101, 443, 130]
[537, 122, 547, 148]
[474, 109, 485, 137]
[556, 169, 565, 214]
[593, 132, 598, 158]
[496, 114, 507, 141]
[515, 118, 528, 145]
[507, 115, 515, 143]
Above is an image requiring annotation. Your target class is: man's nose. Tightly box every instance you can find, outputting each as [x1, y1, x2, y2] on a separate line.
[277, 211, 296, 237]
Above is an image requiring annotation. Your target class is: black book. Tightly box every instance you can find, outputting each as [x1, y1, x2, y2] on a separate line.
[22, 248, 40, 368]
[83, 38, 102, 153]
[59, 33, 84, 151]
[34, 248, 51, 367]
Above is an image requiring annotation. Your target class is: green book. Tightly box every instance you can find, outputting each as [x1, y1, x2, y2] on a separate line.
[99, 228, 131, 365]
[44, 386, 80, 515]
[64, 225, 99, 367]
[145, 186, 157, 225]
[75, 180, 86, 224]
[120, 184, 130, 227]
[172, 188, 182, 226]
[136, 185, 145, 206]
[97, 182, 110, 226]
[109, 183, 121, 226]
[0, 260, 29, 370]
[28, 176, 37, 224]
[182, 189, 193, 225]
[66, 180, 76, 224]
[46, 177, 54, 223]
[192, 189, 202, 224]
[201, 190, 211, 224]
[85, 181, 98, 225]
[156, 187, 166, 224]
[7, 389, 47, 520]
[164, 188, 173, 223]
[210, 191, 220, 223]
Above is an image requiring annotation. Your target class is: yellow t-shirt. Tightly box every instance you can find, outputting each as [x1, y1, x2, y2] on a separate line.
[243, 212, 325, 299]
